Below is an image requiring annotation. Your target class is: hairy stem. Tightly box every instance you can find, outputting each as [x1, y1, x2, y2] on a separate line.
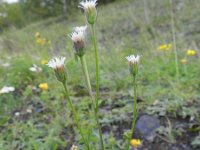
[63, 83, 90, 150]
[125, 74, 138, 150]
[80, 56, 95, 107]
[90, 24, 105, 150]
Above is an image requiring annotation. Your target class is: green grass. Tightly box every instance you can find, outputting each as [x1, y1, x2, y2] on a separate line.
[0, 0, 200, 149]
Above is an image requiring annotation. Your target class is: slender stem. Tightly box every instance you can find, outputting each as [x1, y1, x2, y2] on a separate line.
[90, 24, 105, 150]
[131, 75, 137, 136]
[170, 0, 179, 79]
[125, 75, 138, 150]
[90, 24, 99, 111]
[80, 56, 95, 108]
[62, 83, 90, 150]
[80, 55, 105, 150]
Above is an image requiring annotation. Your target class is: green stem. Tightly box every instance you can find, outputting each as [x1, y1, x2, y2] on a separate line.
[125, 75, 138, 150]
[131, 75, 137, 136]
[90, 24, 105, 150]
[62, 83, 90, 150]
[80, 56, 95, 108]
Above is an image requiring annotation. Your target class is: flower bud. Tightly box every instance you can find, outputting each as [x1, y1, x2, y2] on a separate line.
[79, 0, 98, 25]
[47, 57, 67, 83]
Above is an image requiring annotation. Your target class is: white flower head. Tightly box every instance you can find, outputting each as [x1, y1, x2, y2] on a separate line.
[70, 145, 79, 150]
[73, 25, 87, 33]
[29, 64, 42, 73]
[15, 112, 20, 116]
[0, 86, 15, 94]
[126, 55, 140, 65]
[79, 0, 98, 11]
[70, 31, 85, 43]
[126, 54, 140, 76]
[47, 57, 66, 70]
[69, 26, 87, 57]
[2, 63, 10, 67]
[79, 0, 98, 24]
[47, 57, 67, 83]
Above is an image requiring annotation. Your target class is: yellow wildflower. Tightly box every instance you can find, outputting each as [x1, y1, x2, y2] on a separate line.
[35, 32, 40, 38]
[158, 44, 172, 51]
[130, 139, 142, 148]
[36, 38, 46, 46]
[41, 59, 48, 65]
[186, 49, 196, 56]
[180, 59, 187, 64]
[39, 83, 48, 91]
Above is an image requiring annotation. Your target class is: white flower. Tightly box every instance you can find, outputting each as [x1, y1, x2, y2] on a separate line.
[79, 0, 98, 11]
[70, 145, 79, 150]
[70, 26, 87, 42]
[70, 31, 85, 43]
[26, 109, 32, 113]
[2, 63, 10, 67]
[73, 25, 87, 33]
[69, 26, 87, 57]
[79, 0, 98, 24]
[126, 55, 140, 65]
[48, 57, 67, 83]
[29, 64, 42, 72]
[0, 86, 15, 94]
[47, 57, 66, 70]
[15, 112, 20, 116]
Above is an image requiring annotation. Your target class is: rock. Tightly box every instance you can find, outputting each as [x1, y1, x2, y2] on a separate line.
[135, 114, 160, 141]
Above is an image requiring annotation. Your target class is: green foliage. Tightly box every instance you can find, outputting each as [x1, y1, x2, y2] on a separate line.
[192, 135, 200, 148]
[0, 3, 24, 30]
[0, 0, 200, 149]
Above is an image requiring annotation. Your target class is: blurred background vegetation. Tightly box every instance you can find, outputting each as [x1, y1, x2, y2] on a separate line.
[0, 0, 118, 31]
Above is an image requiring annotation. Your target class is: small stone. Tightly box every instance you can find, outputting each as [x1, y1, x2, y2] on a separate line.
[135, 114, 160, 141]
